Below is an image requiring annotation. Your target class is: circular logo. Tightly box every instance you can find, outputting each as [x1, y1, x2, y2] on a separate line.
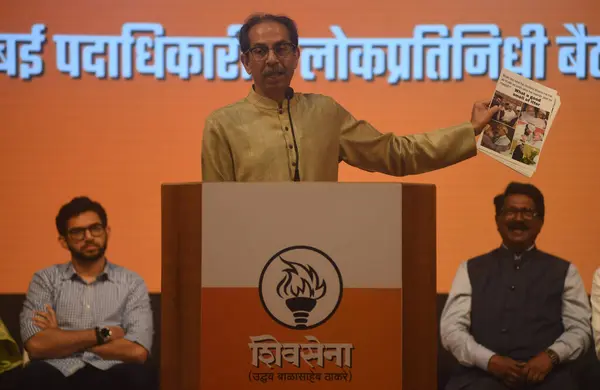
[259, 245, 343, 330]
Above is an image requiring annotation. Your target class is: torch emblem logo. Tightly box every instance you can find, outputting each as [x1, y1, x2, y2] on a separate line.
[259, 246, 343, 330]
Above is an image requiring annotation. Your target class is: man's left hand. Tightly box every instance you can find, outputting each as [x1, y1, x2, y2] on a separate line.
[471, 100, 500, 136]
[522, 351, 554, 384]
[33, 304, 59, 330]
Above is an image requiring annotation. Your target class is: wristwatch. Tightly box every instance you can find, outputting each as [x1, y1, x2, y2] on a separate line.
[95, 326, 112, 345]
[545, 348, 560, 366]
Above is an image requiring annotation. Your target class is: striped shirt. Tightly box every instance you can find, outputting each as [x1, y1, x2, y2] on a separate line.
[20, 260, 153, 376]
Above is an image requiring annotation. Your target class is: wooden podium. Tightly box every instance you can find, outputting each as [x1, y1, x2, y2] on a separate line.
[161, 182, 437, 390]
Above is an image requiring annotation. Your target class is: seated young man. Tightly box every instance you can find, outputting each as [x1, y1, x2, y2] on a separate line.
[19, 197, 155, 390]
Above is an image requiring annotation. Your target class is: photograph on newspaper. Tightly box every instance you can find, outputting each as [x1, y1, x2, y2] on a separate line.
[477, 68, 559, 174]
[479, 95, 561, 178]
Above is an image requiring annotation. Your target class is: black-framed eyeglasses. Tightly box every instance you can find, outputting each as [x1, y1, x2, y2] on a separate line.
[67, 223, 105, 241]
[501, 208, 539, 220]
[245, 42, 297, 61]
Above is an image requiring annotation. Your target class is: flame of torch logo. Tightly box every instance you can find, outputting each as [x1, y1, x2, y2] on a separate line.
[276, 256, 327, 329]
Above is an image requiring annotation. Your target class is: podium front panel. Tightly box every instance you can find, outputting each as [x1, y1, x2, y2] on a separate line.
[161, 182, 436, 390]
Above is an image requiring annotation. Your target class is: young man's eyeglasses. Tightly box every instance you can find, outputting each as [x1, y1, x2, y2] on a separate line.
[246, 42, 296, 61]
[67, 223, 105, 241]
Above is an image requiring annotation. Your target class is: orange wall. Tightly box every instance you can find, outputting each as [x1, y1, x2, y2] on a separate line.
[2, 0, 599, 293]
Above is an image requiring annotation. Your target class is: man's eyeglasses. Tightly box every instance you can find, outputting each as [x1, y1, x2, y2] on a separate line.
[67, 223, 105, 241]
[501, 208, 538, 220]
[245, 42, 296, 61]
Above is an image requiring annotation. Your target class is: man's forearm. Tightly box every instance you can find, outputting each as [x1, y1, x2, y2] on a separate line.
[442, 327, 496, 370]
[548, 329, 591, 363]
[25, 328, 97, 359]
[88, 338, 148, 364]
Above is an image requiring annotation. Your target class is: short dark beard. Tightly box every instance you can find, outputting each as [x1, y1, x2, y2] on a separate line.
[68, 242, 107, 263]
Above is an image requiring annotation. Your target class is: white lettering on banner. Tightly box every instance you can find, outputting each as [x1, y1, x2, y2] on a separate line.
[1, 23, 598, 81]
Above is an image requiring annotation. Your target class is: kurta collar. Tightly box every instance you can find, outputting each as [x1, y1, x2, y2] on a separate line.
[499, 243, 537, 260]
[245, 85, 297, 112]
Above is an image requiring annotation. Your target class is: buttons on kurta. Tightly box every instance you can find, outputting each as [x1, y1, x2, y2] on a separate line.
[274, 104, 297, 178]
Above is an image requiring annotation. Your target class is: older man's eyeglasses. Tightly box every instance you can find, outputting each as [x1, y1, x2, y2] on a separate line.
[246, 42, 296, 61]
[67, 223, 105, 241]
[501, 208, 538, 220]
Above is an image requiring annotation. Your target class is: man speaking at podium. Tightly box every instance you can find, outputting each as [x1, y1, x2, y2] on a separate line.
[201, 13, 500, 182]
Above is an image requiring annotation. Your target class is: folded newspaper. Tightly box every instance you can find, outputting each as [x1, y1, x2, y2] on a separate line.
[477, 69, 561, 177]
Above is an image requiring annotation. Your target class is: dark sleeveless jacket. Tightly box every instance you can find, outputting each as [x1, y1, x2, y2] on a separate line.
[466, 246, 570, 361]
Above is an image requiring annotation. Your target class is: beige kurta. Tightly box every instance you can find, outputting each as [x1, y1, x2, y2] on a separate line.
[202, 87, 477, 182]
